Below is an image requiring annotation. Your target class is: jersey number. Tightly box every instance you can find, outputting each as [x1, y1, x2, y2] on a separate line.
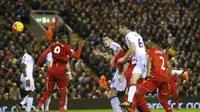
[54, 46, 60, 54]
[159, 56, 166, 70]
[138, 39, 143, 48]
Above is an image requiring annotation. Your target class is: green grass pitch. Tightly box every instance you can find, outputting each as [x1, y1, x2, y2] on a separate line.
[20, 109, 199, 112]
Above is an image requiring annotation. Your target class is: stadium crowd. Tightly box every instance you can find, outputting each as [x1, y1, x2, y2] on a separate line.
[0, 0, 200, 101]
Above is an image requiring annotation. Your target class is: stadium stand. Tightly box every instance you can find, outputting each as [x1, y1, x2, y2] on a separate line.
[0, 0, 200, 101]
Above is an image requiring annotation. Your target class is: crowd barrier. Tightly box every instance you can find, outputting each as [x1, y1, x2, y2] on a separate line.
[0, 97, 200, 112]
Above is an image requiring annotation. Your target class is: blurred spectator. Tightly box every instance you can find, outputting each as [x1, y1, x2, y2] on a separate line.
[0, 0, 200, 100]
[9, 82, 21, 100]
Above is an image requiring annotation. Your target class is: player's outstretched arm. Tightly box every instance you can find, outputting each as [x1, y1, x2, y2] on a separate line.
[21, 62, 30, 86]
[36, 49, 51, 66]
[118, 42, 135, 63]
[72, 40, 84, 59]
[120, 62, 129, 76]
[147, 57, 152, 77]
[167, 61, 172, 75]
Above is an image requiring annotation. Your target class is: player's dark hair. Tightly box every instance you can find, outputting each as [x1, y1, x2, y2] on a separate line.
[102, 33, 114, 40]
[118, 21, 130, 29]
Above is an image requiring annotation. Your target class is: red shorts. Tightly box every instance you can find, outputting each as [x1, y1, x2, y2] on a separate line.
[138, 78, 170, 96]
[157, 82, 171, 101]
[47, 66, 67, 90]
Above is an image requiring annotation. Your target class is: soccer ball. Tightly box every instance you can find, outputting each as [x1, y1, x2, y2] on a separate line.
[12, 21, 24, 32]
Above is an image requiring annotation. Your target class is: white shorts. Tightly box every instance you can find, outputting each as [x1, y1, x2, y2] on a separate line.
[21, 79, 35, 91]
[110, 70, 126, 91]
[133, 58, 147, 78]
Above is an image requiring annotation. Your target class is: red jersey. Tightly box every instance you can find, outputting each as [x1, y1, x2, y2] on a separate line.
[49, 42, 74, 64]
[36, 41, 83, 71]
[147, 48, 169, 82]
[114, 50, 126, 72]
[114, 50, 133, 72]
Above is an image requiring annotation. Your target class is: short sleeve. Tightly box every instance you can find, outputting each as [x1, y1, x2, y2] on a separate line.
[66, 45, 75, 56]
[21, 54, 28, 64]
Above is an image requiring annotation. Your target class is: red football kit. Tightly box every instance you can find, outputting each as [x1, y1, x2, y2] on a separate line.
[114, 50, 138, 87]
[137, 48, 172, 112]
[138, 48, 170, 94]
[36, 41, 83, 111]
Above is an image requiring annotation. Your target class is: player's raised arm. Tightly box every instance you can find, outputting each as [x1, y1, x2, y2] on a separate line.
[21, 61, 28, 79]
[71, 40, 84, 59]
[167, 60, 172, 76]
[147, 56, 152, 77]
[36, 49, 51, 66]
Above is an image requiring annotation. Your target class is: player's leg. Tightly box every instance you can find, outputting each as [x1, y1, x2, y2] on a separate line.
[171, 85, 179, 109]
[63, 93, 68, 112]
[110, 88, 121, 112]
[16, 80, 28, 112]
[110, 70, 126, 112]
[157, 94, 172, 112]
[157, 83, 172, 112]
[44, 80, 52, 112]
[174, 93, 180, 110]
[133, 79, 159, 112]
[26, 90, 35, 112]
[16, 94, 28, 112]
[36, 74, 55, 111]
[120, 63, 146, 107]
[16, 79, 35, 112]
[44, 96, 51, 112]
[56, 74, 68, 111]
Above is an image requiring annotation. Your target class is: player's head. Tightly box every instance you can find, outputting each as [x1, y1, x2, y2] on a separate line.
[102, 34, 113, 47]
[147, 38, 160, 50]
[118, 21, 130, 35]
[26, 43, 33, 54]
[57, 33, 68, 43]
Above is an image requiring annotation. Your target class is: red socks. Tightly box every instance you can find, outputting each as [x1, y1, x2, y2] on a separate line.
[37, 91, 51, 109]
[160, 100, 172, 112]
[136, 94, 151, 112]
[175, 95, 179, 108]
[60, 92, 67, 110]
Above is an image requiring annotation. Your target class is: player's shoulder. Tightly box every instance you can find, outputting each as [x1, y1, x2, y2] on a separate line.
[110, 42, 121, 48]
[23, 53, 30, 58]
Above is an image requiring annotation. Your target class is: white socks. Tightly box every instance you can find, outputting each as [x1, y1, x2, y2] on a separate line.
[64, 95, 68, 110]
[20, 95, 28, 105]
[26, 96, 33, 112]
[45, 96, 52, 111]
[110, 96, 121, 112]
[127, 85, 136, 102]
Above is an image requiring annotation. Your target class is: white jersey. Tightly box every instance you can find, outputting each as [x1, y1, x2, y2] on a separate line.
[47, 52, 53, 66]
[109, 42, 126, 91]
[20, 53, 34, 81]
[125, 31, 146, 62]
[109, 42, 122, 55]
